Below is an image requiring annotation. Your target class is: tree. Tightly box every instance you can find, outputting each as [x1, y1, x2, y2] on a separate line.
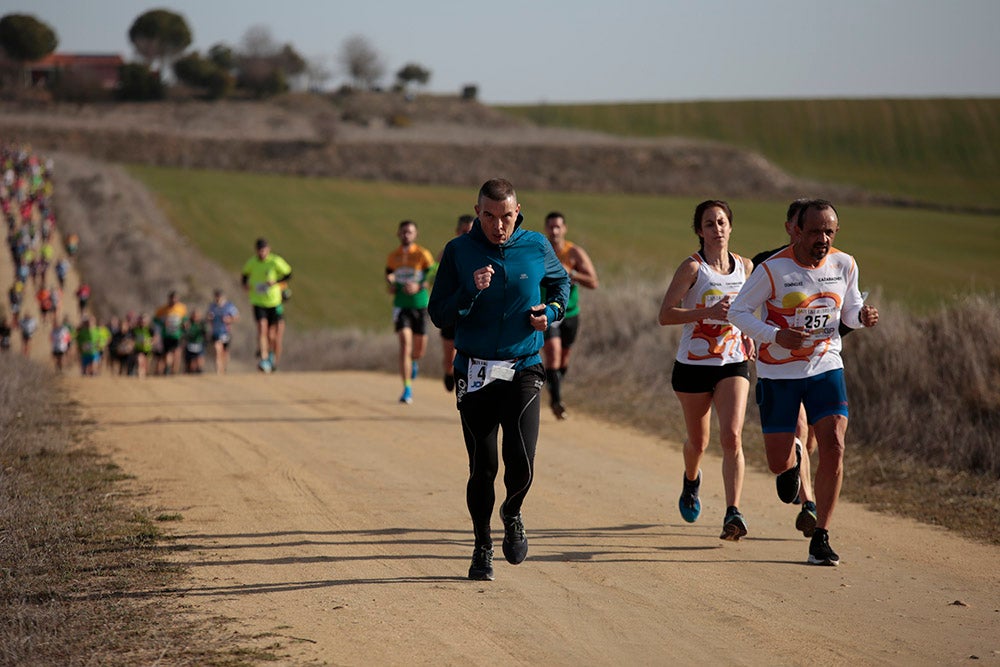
[173, 51, 233, 99]
[128, 9, 192, 76]
[339, 35, 384, 90]
[117, 62, 164, 101]
[304, 56, 332, 92]
[234, 26, 307, 97]
[207, 43, 234, 71]
[395, 63, 430, 93]
[0, 13, 57, 87]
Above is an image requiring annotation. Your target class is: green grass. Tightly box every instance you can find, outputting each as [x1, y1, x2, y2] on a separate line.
[498, 98, 1000, 210]
[129, 165, 1000, 331]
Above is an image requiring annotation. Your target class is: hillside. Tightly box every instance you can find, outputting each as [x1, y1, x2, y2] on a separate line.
[1, 93, 866, 203]
[501, 98, 1000, 211]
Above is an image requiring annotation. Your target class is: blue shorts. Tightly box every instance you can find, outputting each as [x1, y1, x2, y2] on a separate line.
[755, 369, 849, 433]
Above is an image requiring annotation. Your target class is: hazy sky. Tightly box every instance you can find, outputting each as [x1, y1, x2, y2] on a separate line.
[6, 0, 1000, 104]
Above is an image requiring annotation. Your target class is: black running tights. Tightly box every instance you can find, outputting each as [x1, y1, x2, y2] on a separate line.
[458, 364, 544, 548]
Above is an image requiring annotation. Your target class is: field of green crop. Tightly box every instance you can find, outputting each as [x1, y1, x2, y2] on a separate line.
[499, 98, 1000, 211]
[130, 165, 1000, 331]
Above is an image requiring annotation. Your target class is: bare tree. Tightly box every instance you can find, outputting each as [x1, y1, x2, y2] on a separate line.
[305, 55, 333, 92]
[240, 25, 277, 58]
[235, 25, 291, 97]
[339, 34, 384, 90]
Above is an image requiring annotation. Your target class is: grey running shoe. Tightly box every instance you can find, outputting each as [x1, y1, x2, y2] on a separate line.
[499, 504, 528, 565]
[776, 439, 802, 504]
[796, 500, 818, 537]
[720, 507, 748, 541]
[807, 529, 840, 566]
[468, 545, 495, 580]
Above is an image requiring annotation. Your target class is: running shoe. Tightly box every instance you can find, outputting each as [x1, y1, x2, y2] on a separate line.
[257, 358, 272, 373]
[499, 503, 528, 565]
[399, 386, 413, 404]
[796, 500, 818, 537]
[468, 545, 495, 581]
[444, 374, 455, 392]
[720, 506, 748, 541]
[775, 439, 802, 504]
[678, 470, 702, 523]
[552, 402, 567, 420]
[411, 361, 419, 380]
[807, 529, 840, 566]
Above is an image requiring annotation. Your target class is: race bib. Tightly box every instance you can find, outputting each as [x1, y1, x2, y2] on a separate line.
[702, 293, 729, 325]
[256, 282, 269, 294]
[794, 306, 837, 342]
[467, 359, 516, 394]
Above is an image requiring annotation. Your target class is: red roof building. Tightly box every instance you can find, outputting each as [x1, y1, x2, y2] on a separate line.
[30, 53, 124, 90]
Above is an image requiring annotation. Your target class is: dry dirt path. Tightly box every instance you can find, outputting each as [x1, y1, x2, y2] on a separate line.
[65, 371, 999, 666]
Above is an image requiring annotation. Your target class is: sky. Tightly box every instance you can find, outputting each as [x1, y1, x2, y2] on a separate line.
[4, 0, 1000, 105]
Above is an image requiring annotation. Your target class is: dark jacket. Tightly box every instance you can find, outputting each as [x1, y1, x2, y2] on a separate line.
[429, 214, 569, 370]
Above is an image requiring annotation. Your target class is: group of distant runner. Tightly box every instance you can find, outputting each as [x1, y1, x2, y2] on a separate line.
[1, 144, 247, 378]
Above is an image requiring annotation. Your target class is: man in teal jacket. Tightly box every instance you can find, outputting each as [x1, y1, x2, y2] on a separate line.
[429, 178, 569, 582]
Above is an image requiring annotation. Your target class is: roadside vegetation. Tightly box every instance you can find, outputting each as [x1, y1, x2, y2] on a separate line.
[0, 355, 260, 664]
[499, 98, 1000, 211]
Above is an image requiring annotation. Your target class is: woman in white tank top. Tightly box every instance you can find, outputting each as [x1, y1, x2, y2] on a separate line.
[658, 200, 755, 542]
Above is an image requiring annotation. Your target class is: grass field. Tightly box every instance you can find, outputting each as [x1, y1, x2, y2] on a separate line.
[498, 98, 1000, 211]
[130, 165, 1000, 331]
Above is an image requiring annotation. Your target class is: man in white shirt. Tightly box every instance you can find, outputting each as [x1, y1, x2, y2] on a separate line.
[730, 199, 879, 566]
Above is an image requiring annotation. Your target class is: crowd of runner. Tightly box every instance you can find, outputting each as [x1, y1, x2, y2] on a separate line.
[1, 144, 239, 377]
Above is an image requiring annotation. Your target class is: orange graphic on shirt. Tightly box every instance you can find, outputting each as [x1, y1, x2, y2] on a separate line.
[759, 291, 841, 365]
[688, 289, 741, 361]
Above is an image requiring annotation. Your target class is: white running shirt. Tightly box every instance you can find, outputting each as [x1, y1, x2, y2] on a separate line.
[674, 252, 749, 366]
[729, 246, 865, 379]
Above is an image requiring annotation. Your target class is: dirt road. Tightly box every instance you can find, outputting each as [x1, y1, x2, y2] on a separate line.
[66, 371, 999, 665]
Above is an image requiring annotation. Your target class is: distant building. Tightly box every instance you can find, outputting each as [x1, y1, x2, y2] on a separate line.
[30, 53, 124, 90]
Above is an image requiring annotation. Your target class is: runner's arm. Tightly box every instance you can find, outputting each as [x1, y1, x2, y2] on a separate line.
[658, 258, 707, 326]
[568, 246, 599, 290]
[729, 269, 779, 343]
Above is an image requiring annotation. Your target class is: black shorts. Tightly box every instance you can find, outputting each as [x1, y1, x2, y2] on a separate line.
[543, 314, 580, 347]
[440, 324, 456, 341]
[253, 304, 284, 325]
[394, 307, 427, 335]
[162, 336, 181, 353]
[671, 360, 750, 394]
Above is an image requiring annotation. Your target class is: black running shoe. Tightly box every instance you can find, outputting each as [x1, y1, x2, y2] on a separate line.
[719, 506, 748, 541]
[775, 439, 802, 504]
[807, 529, 840, 566]
[444, 374, 455, 392]
[552, 402, 567, 420]
[468, 545, 495, 580]
[796, 500, 818, 538]
[678, 470, 702, 523]
[499, 504, 528, 565]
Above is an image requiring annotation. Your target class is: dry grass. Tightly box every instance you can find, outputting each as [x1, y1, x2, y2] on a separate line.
[560, 280, 1000, 544]
[0, 354, 268, 665]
